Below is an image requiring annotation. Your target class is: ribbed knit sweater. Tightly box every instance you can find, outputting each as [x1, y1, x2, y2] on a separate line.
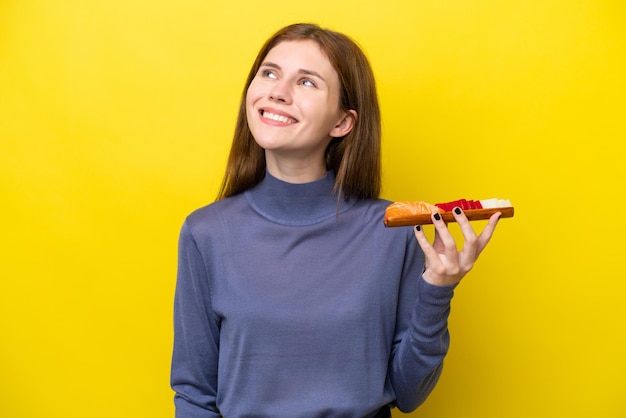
[171, 171, 456, 418]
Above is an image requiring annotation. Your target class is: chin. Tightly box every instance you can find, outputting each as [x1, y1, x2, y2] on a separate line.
[252, 137, 285, 151]
[250, 129, 291, 148]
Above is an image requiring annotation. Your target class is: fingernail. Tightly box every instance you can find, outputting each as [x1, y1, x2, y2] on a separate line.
[454, 207, 462, 215]
[433, 213, 441, 221]
[415, 225, 421, 232]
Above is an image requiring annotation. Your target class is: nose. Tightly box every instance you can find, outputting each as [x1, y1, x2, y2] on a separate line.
[269, 80, 291, 104]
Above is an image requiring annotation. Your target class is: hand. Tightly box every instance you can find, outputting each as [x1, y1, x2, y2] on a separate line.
[413, 207, 501, 287]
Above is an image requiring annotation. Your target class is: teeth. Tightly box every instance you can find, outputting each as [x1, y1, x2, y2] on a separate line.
[262, 111, 295, 124]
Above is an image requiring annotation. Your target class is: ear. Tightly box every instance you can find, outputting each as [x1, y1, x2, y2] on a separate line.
[329, 109, 357, 138]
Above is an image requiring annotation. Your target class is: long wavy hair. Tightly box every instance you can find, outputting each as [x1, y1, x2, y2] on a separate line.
[217, 23, 381, 201]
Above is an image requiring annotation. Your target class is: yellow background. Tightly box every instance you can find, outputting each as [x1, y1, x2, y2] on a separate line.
[1, 0, 624, 417]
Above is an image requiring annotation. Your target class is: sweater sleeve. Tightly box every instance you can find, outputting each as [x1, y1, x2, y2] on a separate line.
[171, 221, 221, 418]
[388, 233, 456, 412]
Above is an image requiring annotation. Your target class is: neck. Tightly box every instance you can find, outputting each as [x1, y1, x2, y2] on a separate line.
[265, 152, 327, 184]
[245, 170, 354, 226]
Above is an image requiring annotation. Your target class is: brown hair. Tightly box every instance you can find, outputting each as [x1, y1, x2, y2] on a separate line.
[217, 23, 381, 201]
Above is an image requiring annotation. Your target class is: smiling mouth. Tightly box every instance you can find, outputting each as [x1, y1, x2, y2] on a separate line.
[261, 110, 297, 124]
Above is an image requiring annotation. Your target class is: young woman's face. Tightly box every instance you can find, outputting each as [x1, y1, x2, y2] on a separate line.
[246, 40, 353, 173]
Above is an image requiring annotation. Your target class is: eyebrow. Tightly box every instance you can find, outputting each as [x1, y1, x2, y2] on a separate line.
[261, 61, 327, 82]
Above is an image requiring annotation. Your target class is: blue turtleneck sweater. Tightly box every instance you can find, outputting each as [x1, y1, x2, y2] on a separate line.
[171, 172, 455, 418]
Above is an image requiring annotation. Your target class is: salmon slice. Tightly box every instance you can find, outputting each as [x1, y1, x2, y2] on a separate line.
[385, 201, 442, 217]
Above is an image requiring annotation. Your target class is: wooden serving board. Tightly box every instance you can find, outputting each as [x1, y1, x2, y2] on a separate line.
[384, 207, 515, 227]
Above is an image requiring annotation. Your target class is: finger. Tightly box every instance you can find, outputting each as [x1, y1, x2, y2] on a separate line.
[431, 212, 458, 260]
[430, 212, 462, 279]
[475, 212, 501, 257]
[413, 225, 444, 265]
[413, 225, 446, 281]
[431, 226, 444, 253]
[413, 225, 435, 256]
[452, 207, 479, 259]
[451, 208, 476, 272]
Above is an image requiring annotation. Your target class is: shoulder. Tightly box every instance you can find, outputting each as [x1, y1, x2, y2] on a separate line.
[347, 196, 390, 212]
[345, 198, 422, 270]
[182, 194, 247, 238]
[348, 197, 412, 238]
[348, 197, 392, 223]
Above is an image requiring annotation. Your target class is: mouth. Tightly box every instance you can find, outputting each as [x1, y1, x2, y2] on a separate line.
[260, 110, 297, 124]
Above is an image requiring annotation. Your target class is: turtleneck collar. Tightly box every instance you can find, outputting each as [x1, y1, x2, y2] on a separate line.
[244, 171, 355, 226]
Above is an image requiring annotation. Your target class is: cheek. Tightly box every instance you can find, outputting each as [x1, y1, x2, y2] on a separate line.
[245, 79, 259, 104]
[245, 86, 259, 123]
[246, 77, 266, 102]
[245, 86, 255, 109]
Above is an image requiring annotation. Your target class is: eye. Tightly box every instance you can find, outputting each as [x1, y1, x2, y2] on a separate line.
[261, 69, 277, 79]
[299, 78, 316, 88]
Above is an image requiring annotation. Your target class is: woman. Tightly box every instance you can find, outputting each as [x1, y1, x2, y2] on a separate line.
[171, 23, 500, 418]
